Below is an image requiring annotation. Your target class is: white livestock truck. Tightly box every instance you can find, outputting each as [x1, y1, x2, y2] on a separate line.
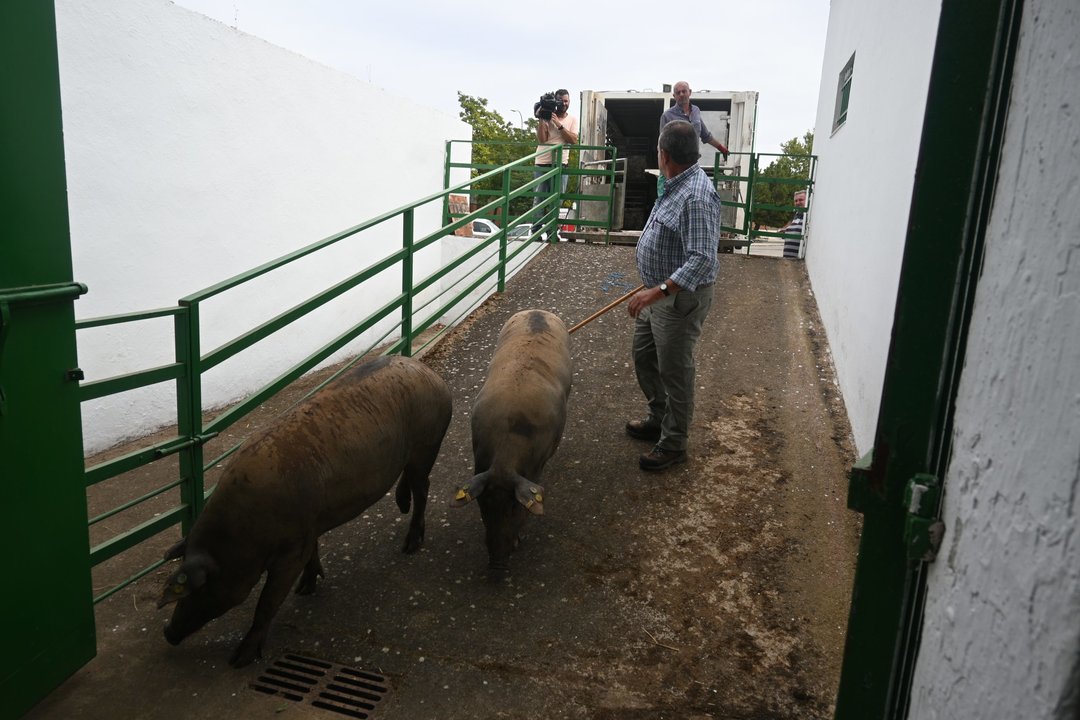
[575, 87, 758, 239]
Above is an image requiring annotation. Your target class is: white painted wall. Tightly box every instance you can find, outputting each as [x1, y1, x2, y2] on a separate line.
[908, 1, 1080, 716]
[54, 0, 472, 453]
[805, 0, 941, 454]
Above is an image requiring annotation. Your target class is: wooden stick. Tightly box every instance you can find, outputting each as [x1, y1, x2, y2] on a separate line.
[568, 284, 645, 335]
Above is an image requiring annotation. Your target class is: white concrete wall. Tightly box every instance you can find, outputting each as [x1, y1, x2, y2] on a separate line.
[909, 1, 1080, 716]
[55, 0, 471, 453]
[805, 0, 941, 454]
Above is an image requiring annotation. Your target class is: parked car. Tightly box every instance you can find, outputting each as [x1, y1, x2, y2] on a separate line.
[470, 218, 499, 239]
[507, 224, 535, 241]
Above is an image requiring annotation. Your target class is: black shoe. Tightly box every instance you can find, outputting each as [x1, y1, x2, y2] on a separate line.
[625, 419, 661, 442]
[639, 446, 687, 471]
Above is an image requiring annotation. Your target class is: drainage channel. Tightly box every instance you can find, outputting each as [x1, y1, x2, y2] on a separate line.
[250, 653, 390, 718]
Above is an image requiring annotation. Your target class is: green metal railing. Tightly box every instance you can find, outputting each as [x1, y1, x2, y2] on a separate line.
[711, 151, 817, 253]
[77, 156, 570, 603]
[443, 140, 619, 241]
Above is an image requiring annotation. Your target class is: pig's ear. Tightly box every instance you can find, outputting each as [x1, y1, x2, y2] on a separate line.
[514, 475, 545, 516]
[162, 537, 187, 561]
[156, 556, 215, 609]
[450, 471, 491, 508]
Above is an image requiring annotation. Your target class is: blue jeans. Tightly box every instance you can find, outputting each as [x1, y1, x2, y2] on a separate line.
[533, 165, 570, 204]
[531, 164, 568, 228]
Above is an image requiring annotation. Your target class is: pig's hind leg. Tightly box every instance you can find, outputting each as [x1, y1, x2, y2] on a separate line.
[399, 460, 434, 554]
[230, 546, 309, 668]
[295, 538, 324, 595]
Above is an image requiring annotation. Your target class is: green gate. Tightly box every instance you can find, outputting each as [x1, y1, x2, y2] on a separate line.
[1, 3, 97, 716]
[714, 151, 817, 253]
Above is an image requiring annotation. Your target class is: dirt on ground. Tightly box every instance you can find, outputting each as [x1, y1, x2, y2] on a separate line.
[28, 243, 860, 720]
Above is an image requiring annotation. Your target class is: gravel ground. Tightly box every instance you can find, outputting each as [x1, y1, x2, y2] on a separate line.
[29, 242, 860, 720]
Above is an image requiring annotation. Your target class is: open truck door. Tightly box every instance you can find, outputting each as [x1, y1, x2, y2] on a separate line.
[578, 90, 624, 230]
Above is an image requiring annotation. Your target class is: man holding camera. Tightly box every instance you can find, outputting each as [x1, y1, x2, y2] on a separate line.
[626, 120, 721, 471]
[531, 89, 579, 239]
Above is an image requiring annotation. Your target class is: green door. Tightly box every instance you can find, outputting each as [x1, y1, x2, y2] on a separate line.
[0, 2, 96, 716]
[833, 0, 1022, 717]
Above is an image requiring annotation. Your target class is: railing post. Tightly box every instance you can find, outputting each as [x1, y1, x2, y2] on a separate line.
[551, 145, 564, 242]
[442, 140, 452, 228]
[607, 149, 618, 243]
[401, 208, 414, 357]
[498, 169, 510, 293]
[745, 154, 758, 248]
[174, 302, 204, 533]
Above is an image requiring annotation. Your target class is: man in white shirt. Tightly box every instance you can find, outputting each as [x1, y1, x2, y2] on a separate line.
[531, 89, 579, 239]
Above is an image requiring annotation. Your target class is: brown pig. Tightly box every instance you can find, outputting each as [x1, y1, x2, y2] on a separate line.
[450, 309, 572, 575]
[157, 355, 451, 667]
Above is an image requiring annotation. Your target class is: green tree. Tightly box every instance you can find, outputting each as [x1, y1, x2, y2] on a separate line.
[753, 131, 814, 230]
[457, 92, 537, 222]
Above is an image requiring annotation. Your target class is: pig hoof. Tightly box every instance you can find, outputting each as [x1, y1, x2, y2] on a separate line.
[485, 565, 511, 582]
[229, 641, 262, 668]
[402, 530, 424, 554]
[163, 626, 183, 646]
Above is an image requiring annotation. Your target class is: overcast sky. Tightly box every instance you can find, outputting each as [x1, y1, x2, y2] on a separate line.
[171, 0, 830, 154]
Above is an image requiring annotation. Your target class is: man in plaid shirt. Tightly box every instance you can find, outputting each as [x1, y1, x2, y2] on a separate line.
[626, 120, 721, 471]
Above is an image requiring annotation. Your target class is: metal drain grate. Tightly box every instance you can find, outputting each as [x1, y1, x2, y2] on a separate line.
[251, 653, 390, 718]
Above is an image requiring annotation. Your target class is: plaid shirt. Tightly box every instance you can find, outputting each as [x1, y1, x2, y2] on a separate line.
[636, 165, 721, 290]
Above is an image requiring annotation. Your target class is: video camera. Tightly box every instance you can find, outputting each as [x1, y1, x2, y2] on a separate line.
[534, 91, 566, 121]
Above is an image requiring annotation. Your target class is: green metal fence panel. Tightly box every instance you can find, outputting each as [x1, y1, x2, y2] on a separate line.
[712, 151, 816, 253]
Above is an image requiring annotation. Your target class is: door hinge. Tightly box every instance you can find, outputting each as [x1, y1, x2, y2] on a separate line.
[904, 473, 945, 563]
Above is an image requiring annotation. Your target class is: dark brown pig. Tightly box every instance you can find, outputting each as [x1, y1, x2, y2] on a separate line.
[157, 355, 451, 667]
[450, 309, 572, 574]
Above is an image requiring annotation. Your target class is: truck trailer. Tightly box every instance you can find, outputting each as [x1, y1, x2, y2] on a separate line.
[577, 87, 758, 234]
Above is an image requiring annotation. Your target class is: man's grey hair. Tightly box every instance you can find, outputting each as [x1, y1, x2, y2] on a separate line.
[659, 120, 701, 165]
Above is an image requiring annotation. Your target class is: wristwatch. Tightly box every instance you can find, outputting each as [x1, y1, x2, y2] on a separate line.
[659, 282, 670, 296]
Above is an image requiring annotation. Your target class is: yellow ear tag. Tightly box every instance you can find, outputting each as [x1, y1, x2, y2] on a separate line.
[172, 584, 185, 595]
[455, 489, 471, 502]
[534, 493, 543, 503]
